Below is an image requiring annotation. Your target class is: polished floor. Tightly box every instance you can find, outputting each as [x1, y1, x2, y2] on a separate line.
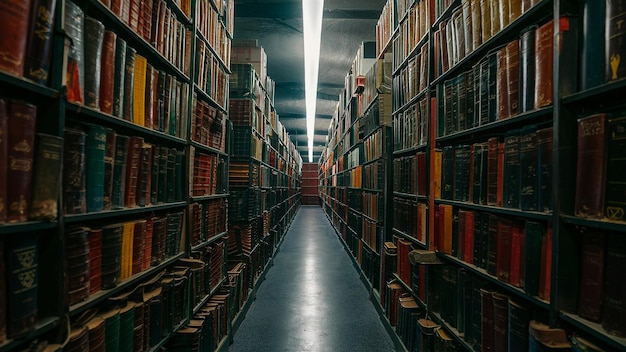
[228, 206, 396, 352]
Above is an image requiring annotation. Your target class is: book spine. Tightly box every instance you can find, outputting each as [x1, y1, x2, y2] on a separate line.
[23, 0, 58, 84]
[113, 37, 127, 118]
[6, 238, 38, 338]
[519, 128, 538, 211]
[504, 133, 521, 209]
[496, 217, 512, 283]
[602, 232, 626, 337]
[453, 145, 471, 202]
[605, 115, 626, 221]
[536, 127, 553, 213]
[144, 64, 155, 129]
[100, 31, 117, 114]
[166, 148, 176, 202]
[103, 129, 116, 210]
[534, 20, 554, 109]
[63, 128, 87, 214]
[492, 292, 509, 351]
[132, 220, 146, 275]
[524, 221, 543, 296]
[84, 17, 105, 109]
[7, 101, 37, 222]
[123, 47, 136, 121]
[520, 26, 536, 113]
[111, 134, 129, 209]
[150, 146, 160, 204]
[137, 143, 151, 207]
[0, 0, 32, 76]
[0, 100, 7, 223]
[575, 114, 607, 218]
[480, 289, 495, 352]
[124, 136, 144, 207]
[577, 228, 605, 322]
[487, 137, 498, 206]
[64, 0, 85, 104]
[28, 134, 63, 220]
[497, 45, 510, 121]
[606, 0, 626, 82]
[85, 124, 107, 213]
[133, 55, 147, 125]
[88, 228, 102, 294]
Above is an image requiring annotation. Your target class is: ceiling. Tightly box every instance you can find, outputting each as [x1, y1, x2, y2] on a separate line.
[233, 0, 386, 163]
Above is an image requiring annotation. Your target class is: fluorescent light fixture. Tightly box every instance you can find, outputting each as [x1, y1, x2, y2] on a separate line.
[302, 0, 324, 162]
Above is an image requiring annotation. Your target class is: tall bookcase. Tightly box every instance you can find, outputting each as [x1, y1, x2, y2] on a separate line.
[321, 0, 626, 351]
[0, 0, 248, 350]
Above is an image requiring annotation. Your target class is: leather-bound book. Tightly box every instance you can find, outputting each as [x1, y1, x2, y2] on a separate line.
[166, 148, 176, 202]
[89, 228, 103, 295]
[520, 126, 538, 211]
[581, 0, 605, 90]
[65, 227, 90, 305]
[509, 223, 523, 287]
[66, 325, 88, 352]
[487, 137, 498, 206]
[151, 216, 166, 265]
[457, 73, 468, 131]
[24, 0, 58, 84]
[113, 37, 126, 118]
[575, 114, 607, 219]
[99, 31, 116, 114]
[111, 134, 129, 209]
[528, 320, 570, 350]
[100, 308, 121, 352]
[487, 214, 498, 276]
[124, 136, 143, 207]
[138, 143, 153, 206]
[123, 46, 136, 121]
[470, 0, 482, 51]
[487, 50, 498, 123]
[462, 0, 473, 54]
[480, 288, 495, 352]
[602, 232, 626, 337]
[150, 146, 160, 204]
[536, 127, 553, 213]
[63, 128, 87, 214]
[64, 0, 85, 104]
[6, 100, 37, 222]
[144, 64, 155, 129]
[506, 39, 520, 117]
[0, 100, 6, 223]
[6, 237, 38, 338]
[508, 300, 530, 352]
[577, 228, 605, 322]
[102, 128, 116, 210]
[84, 17, 104, 109]
[111, 0, 123, 17]
[416, 151, 426, 196]
[492, 292, 509, 351]
[606, 0, 626, 81]
[497, 46, 510, 121]
[120, 221, 135, 281]
[86, 316, 105, 352]
[479, 0, 492, 43]
[503, 131, 521, 209]
[85, 124, 106, 213]
[538, 225, 552, 301]
[133, 55, 147, 126]
[520, 26, 536, 113]
[156, 70, 166, 132]
[498, 0, 509, 32]
[605, 115, 626, 221]
[0, 240, 5, 342]
[143, 217, 154, 270]
[454, 145, 471, 202]
[157, 146, 167, 203]
[0, 0, 31, 76]
[524, 221, 543, 297]
[472, 142, 488, 205]
[496, 217, 513, 283]
[497, 140, 505, 206]
[101, 223, 123, 289]
[534, 20, 554, 109]
[509, 0, 522, 23]
[490, 0, 501, 37]
[129, 0, 140, 32]
[29, 134, 63, 220]
[132, 219, 146, 275]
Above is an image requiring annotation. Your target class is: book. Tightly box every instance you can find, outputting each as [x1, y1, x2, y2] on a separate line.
[508, 300, 530, 352]
[528, 320, 570, 350]
[519, 126, 538, 211]
[479, 0, 491, 45]
[6, 237, 38, 338]
[503, 131, 521, 209]
[534, 20, 554, 109]
[28, 134, 63, 220]
[472, 142, 488, 205]
[496, 217, 513, 283]
[113, 37, 127, 118]
[100, 31, 117, 114]
[124, 136, 144, 207]
[111, 134, 129, 209]
[492, 292, 509, 351]
[103, 129, 116, 210]
[0, 100, 6, 223]
[24, 0, 58, 84]
[497, 46, 510, 120]
[0, 0, 32, 76]
[133, 55, 147, 126]
[123, 46, 136, 121]
[64, 0, 85, 104]
[605, 114, 626, 221]
[538, 225, 552, 301]
[606, 0, 626, 81]
[602, 232, 626, 337]
[536, 127, 553, 213]
[63, 128, 86, 214]
[6, 100, 37, 222]
[524, 221, 543, 297]
[84, 17, 105, 109]
[580, 0, 605, 90]
[88, 228, 102, 294]
[577, 228, 605, 322]
[480, 288, 495, 352]
[575, 114, 607, 218]
[85, 124, 107, 213]
[0, 240, 4, 342]
[520, 26, 536, 113]
[453, 145, 471, 202]
[487, 137, 498, 206]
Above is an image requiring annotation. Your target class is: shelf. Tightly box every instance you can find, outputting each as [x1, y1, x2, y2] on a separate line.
[392, 191, 427, 200]
[190, 140, 228, 156]
[435, 106, 553, 144]
[429, 312, 477, 352]
[435, 199, 553, 221]
[561, 215, 626, 233]
[0, 221, 58, 235]
[189, 194, 229, 202]
[431, 0, 552, 87]
[392, 87, 429, 116]
[392, 143, 428, 156]
[69, 252, 185, 316]
[194, 84, 227, 112]
[562, 79, 626, 106]
[360, 238, 381, 256]
[195, 29, 232, 74]
[148, 317, 190, 352]
[66, 103, 188, 146]
[190, 231, 228, 251]
[361, 188, 383, 193]
[361, 212, 381, 224]
[0, 317, 61, 352]
[84, 0, 189, 82]
[438, 253, 550, 310]
[560, 312, 626, 351]
[64, 202, 187, 223]
[192, 276, 229, 314]
[392, 32, 430, 76]
[392, 228, 427, 249]
[0, 71, 59, 98]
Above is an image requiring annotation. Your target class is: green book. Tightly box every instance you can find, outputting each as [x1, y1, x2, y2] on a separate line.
[111, 134, 129, 209]
[101, 308, 121, 352]
[85, 124, 107, 212]
[6, 237, 38, 338]
[29, 134, 63, 220]
[118, 302, 135, 352]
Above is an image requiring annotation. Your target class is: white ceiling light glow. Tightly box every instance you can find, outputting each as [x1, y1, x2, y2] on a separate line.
[302, 0, 324, 162]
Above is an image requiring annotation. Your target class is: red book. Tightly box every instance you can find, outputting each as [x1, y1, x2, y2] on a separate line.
[0, 0, 32, 76]
[99, 31, 116, 114]
[111, 0, 123, 17]
[458, 209, 466, 259]
[129, 0, 140, 32]
[575, 114, 607, 219]
[0, 100, 7, 223]
[496, 217, 512, 283]
[538, 225, 552, 301]
[509, 222, 523, 287]
[397, 239, 412, 285]
[463, 211, 474, 264]
[88, 228, 103, 294]
[6, 101, 37, 222]
[124, 136, 143, 207]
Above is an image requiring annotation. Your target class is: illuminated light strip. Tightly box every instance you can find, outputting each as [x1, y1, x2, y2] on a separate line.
[302, 0, 324, 162]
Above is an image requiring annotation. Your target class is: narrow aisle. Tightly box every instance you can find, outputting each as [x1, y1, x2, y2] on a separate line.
[229, 206, 396, 352]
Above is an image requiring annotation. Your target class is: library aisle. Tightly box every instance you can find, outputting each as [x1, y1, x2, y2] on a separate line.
[229, 206, 395, 352]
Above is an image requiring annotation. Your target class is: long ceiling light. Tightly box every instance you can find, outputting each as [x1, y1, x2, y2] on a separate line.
[302, 0, 324, 162]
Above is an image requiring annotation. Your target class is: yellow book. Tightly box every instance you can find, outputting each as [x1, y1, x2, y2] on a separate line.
[133, 54, 147, 126]
[433, 149, 443, 199]
[121, 221, 135, 281]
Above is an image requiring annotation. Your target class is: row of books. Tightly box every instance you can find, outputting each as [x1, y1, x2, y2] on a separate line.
[393, 97, 429, 152]
[0, 99, 62, 223]
[347, 148, 360, 170]
[0, 0, 57, 85]
[363, 128, 385, 162]
[65, 3, 190, 137]
[229, 97, 264, 134]
[195, 38, 229, 108]
[392, 153, 427, 196]
[65, 212, 184, 306]
[228, 161, 257, 188]
[231, 126, 263, 160]
[226, 262, 249, 320]
[394, 0, 431, 68]
[189, 200, 227, 248]
[188, 239, 226, 300]
[392, 198, 427, 243]
[360, 93, 392, 139]
[363, 160, 384, 191]
[376, 0, 395, 57]
[433, 0, 540, 78]
[195, 0, 231, 67]
[63, 127, 186, 215]
[392, 45, 428, 110]
[437, 21, 553, 137]
[433, 206, 552, 300]
[190, 151, 226, 197]
[191, 95, 227, 151]
[363, 192, 383, 222]
[66, 268, 189, 352]
[228, 188, 260, 222]
[436, 127, 553, 213]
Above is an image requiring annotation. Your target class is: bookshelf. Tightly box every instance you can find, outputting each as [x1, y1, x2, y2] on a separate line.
[321, 0, 626, 351]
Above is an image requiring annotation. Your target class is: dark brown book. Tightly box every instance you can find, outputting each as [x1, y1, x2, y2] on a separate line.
[497, 46, 510, 120]
[497, 140, 504, 207]
[575, 114, 607, 218]
[28, 134, 63, 220]
[6, 101, 37, 222]
[496, 218, 513, 283]
[487, 137, 498, 206]
[0, 240, 5, 342]
[492, 292, 509, 351]
[0, 99, 7, 223]
[534, 20, 554, 109]
[124, 136, 143, 207]
[99, 31, 117, 114]
[506, 39, 520, 117]
[63, 128, 87, 214]
[111, 0, 123, 17]
[144, 64, 155, 129]
[577, 228, 605, 322]
[0, 0, 32, 76]
[602, 232, 626, 337]
[123, 46, 136, 121]
[481, 288, 495, 352]
[479, 0, 492, 44]
[89, 228, 102, 294]
[132, 220, 146, 275]
[24, 0, 58, 84]
[538, 225, 552, 301]
[606, 0, 626, 81]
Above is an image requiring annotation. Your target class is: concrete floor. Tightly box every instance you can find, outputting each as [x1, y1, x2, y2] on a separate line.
[228, 206, 396, 352]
